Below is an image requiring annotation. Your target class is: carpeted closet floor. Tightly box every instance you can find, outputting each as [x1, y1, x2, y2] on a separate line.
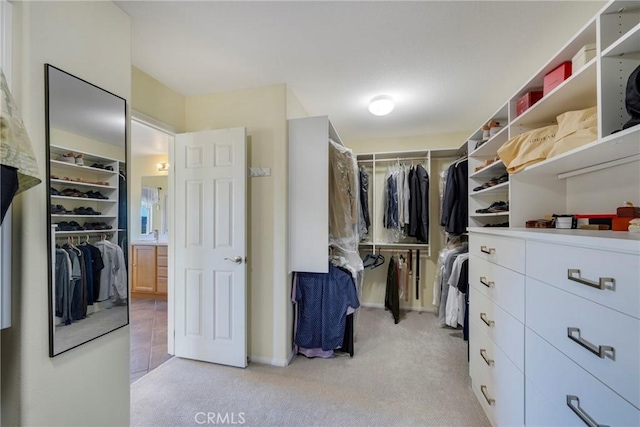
[131, 306, 489, 426]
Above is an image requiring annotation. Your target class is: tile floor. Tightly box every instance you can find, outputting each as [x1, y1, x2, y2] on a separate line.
[130, 298, 173, 383]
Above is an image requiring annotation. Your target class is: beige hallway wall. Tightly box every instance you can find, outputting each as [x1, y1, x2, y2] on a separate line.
[132, 66, 186, 132]
[2, 2, 131, 426]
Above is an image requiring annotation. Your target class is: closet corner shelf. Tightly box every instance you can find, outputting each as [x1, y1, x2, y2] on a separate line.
[49, 160, 117, 176]
[50, 195, 117, 203]
[469, 160, 506, 179]
[601, 22, 640, 57]
[50, 179, 117, 190]
[50, 144, 120, 164]
[470, 181, 509, 196]
[510, 59, 597, 129]
[468, 126, 509, 158]
[518, 126, 640, 178]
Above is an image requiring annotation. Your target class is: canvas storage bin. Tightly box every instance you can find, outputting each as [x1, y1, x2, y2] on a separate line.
[497, 124, 558, 173]
[547, 106, 598, 159]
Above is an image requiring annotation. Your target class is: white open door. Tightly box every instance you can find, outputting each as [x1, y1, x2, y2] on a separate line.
[174, 128, 247, 368]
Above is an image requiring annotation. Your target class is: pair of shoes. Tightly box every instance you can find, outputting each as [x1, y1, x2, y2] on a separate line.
[483, 221, 510, 228]
[51, 204, 71, 214]
[473, 174, 509, 192]
[66, 152, 84, 166]
[61, 188, 88, 198]
[86, 190, 108, 200]
[475, 201, 509, 214]
[83, 222, 112, 230]
[50, 188, 62, 196]
[56, 221, 84, 231]
[90, 163, 114, 171]
[73, 207, 102, 216]
[57, 154, 75, 164]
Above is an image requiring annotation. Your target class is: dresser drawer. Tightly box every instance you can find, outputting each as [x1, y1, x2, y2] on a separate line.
[157, 245, 168, 256]
[470, 317, 524, 427]
[469, 286, 524, 371]
[157, 255, 168, 268]
[469, 255, 525, 322]
[469, 233, 525, 274]
[526, 378, 577, 426]
[527, 277, 640, 408]
[526, 328, 640, 426]
[157, 266, 168, 278]
[526, 240, 640, 319]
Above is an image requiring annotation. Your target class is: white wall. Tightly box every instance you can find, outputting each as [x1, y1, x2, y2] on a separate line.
[2, 2, 131, 425]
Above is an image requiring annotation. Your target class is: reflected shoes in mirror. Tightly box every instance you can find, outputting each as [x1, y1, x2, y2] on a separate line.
[90, 163, 114, 171]
[56, 221, 85, 231]
[73, 207, 102, 216]
[51, 204, 72, 214]
[57, 154, 76, 164]
[86, 190, 108, 200]
[50, 188, 62, 196]
[83, 222, 112, 230]
[61, 188, 89, 198]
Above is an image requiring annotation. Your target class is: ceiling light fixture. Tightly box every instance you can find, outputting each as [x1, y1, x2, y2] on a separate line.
[368, 95, 395, 116]
[156, 162, 169, 172]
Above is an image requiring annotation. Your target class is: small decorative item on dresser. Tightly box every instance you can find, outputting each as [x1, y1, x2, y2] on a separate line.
[516, 90, 543, 116]
[525, 219, 554, 228]
[628, 218, 640, 233]
[543, 61, 572, 95]
[616, 202, 640, 218]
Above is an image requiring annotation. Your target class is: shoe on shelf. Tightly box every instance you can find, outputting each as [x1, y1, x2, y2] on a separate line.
[73, 207, 102, 215]
[476, 201, 509, 214]
[50, 187, 61, 196]
[74, 154, 84, 166]
[57, 154, 75, 164]
[86, 190, 108, 200]
[61, 188, 88, 198]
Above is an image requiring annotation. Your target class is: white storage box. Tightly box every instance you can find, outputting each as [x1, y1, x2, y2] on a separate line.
[572, 43, 596, 71]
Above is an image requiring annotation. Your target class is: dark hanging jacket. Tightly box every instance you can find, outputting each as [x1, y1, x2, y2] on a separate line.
[359, 168, 371, 230]
[441, 160, 468, 235]
[415, 164, 429, 242]
[385, 256, 400, 324]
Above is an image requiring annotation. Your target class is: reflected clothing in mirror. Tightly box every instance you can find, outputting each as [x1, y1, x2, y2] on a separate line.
[0, 165, 18, 224]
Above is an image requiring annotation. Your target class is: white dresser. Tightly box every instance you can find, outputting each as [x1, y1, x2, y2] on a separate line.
[469, 228, 640, 427]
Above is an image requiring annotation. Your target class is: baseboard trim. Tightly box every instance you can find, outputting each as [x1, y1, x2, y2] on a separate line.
[360, 302, 436, 313]
[287, 349, 296, 366]
[249, 355, 289, 367]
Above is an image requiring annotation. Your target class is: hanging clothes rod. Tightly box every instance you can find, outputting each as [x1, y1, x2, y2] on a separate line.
[373, 157, 428, 163]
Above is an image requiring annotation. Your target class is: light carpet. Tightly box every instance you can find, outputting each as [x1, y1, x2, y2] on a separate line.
[131, 307, 490, 427]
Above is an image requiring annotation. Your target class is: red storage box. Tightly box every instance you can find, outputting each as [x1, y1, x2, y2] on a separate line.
[516, 90, 543, 116]
[543, 62, 572, 95]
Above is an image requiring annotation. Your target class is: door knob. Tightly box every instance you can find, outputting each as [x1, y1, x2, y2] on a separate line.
[224, 256, 243, 264]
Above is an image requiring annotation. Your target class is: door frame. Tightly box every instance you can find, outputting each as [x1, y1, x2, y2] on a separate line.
[130, 111, 177, 354]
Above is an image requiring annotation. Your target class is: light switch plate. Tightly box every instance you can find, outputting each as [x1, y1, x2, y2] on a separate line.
[249, 167, 271, 177]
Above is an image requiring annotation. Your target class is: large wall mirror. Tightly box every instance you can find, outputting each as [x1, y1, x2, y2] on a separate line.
[45, 64, 128, 357]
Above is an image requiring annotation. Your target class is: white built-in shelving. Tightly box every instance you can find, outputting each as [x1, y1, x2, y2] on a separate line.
[49, 144, 122, 240]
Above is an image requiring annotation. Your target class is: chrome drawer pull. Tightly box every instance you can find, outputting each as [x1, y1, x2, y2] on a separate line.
[566, 395, 609, 427]
[567, 327, 615, 361]
[480, 349, 494, 366]
[480, 312, 495, 327]
[481, 385, 495, 406]
[480, 246, 495, 254]
[479, 277, 494, 288]
[567, 269, 615, 291]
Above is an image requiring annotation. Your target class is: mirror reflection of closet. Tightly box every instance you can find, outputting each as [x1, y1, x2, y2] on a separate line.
[45, 64, 129, 357]
[141, 175, 168, 239]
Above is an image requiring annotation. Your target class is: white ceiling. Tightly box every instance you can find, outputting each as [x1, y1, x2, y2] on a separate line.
[118, 1, 606, 142]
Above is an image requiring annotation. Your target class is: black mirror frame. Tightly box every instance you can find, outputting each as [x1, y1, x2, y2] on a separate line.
[44, 64, 129, 357]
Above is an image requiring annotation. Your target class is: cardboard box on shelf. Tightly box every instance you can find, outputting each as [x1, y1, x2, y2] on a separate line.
[543, 62, 572, 96]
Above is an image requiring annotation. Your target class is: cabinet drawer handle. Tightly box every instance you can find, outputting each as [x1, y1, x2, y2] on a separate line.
[480, 312, 495, 327]
[481, 385, 495, 406]
[566, 395, 609, 427]
[567, 269, 615, 291]
[479, 277, 494, 288]
[480, 349, 494, 366]
[567, 327, 615, 361]
[480, 246, 495, 254]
